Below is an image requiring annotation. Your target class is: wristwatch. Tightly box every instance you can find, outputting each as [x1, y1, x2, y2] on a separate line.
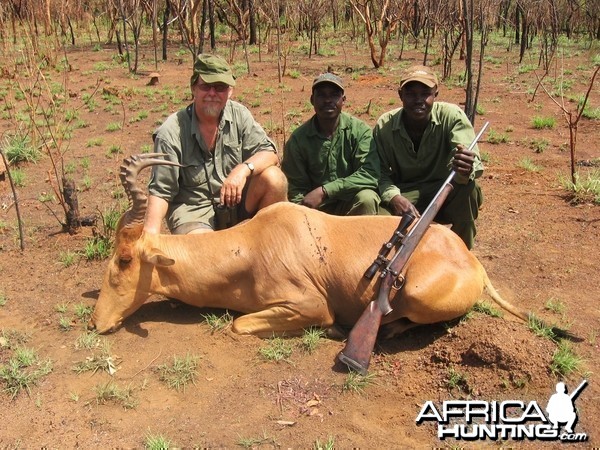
[244, 162, 255, 175]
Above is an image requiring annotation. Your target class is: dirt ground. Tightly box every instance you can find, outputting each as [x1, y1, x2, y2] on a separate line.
[0, 37, 599, 449]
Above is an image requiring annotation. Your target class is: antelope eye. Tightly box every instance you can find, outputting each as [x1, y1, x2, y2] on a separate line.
[118, 256, 132, 267]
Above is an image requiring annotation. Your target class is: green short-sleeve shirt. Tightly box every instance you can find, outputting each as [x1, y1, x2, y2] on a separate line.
[148, 100, 277, 231]
[282, 112, 380, 204]
[374, 101, 484, 205]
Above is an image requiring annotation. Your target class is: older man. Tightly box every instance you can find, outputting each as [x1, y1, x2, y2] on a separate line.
[374, 65, 484, 249]
[144, 54, 287, 234]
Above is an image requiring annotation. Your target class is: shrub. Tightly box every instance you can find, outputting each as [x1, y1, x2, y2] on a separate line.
[531, 116, 556, 129]
[4, 134, 41, 164]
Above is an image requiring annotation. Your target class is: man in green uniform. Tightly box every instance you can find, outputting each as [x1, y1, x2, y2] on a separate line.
[145, 54, 287, 234]
[374, 65, 483, 249]
[282, 73, 380, 215]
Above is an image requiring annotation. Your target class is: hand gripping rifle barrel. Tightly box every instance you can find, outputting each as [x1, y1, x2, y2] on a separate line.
[364, 212, 416, 280]
[338, 121, 489, 375]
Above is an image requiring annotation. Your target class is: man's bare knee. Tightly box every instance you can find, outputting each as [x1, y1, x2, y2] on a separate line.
[247, 166, 288, 210]
[261, 166, 288, 192]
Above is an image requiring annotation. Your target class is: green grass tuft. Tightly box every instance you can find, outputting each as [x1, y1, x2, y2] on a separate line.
[156, 354, 199, 392]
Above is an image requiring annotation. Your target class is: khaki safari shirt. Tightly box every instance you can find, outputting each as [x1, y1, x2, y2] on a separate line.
[148, 100, 277, 231]
[282, 112, 380, 204]
[374, 101, 483, 205]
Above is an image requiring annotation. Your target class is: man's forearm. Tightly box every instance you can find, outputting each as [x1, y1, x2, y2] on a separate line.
[245, 150, 280, 175]
[144, 195, 169, 234]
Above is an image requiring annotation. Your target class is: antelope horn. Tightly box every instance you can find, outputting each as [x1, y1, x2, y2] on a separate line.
[119, 153, 181, 227]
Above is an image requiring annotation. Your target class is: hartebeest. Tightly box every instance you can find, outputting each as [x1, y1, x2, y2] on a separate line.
[89, 154, 529, 337]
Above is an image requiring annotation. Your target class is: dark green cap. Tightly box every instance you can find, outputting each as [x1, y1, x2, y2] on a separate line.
[312, 73, 344, 92]
[190, 54, 236, 87]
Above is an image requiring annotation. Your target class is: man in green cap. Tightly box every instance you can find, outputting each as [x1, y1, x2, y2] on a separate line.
[281, 73, 380, 215]
[145, 54, 287, 234]
[374, 65, 484, 249]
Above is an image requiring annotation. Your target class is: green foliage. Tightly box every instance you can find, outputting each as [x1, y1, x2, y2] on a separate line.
[550, 341, 583, 376]
[0, 329, 30, 349]
[527, 314, 556, 340]
[342, 371, 376, 394]
[581, 106, 600, 120]
[94, 381, 137, 409]
[9, 168, 26, 187]
[81, 175, 92, 190]
[0, 347, 53, 399]
[300, 327, 325, 354]
[4, 133, 41, 164]
[472, 301, 503, 318]
[446, 366, 470, 393]
[54, 303, 68, 314]
[129, 111, 149, 123]
[74, 303, 93, 323]
[106, 144, 123, 157]
[73, 340, 119, 375]
[156, 354, 199, 392]
[544, 298, 566, 315]
[86, 137, 103, 147]
[105, 122, 122, 132]
[80, 157, 90, 170]
[314, 436, 336, 450]
[0, 291, 6, 307]
[83, 235, 112, 260]
[64, 161, 76, 174]
[74, 331, 100, 350]
[528, 137, 550, 153]
[145, 433, 173, 450]
[559, 170, 600, 204]
[82, 203, 124, 260]
[486, 129, 509, 144]
[518, 157, 541, 172]
[517, 64, 536, 74]
[201, 311, 233, 333]
[58, 315, 73, 331]
[258, 337, 293, 362]
[531, 116, 556, 129]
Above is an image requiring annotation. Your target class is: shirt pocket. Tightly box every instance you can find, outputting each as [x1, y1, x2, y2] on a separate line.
[220, 138, 243, 174]
[179, 164, 206, 187]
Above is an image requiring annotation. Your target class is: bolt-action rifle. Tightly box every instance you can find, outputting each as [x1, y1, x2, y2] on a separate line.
[337, 122, 489, 375]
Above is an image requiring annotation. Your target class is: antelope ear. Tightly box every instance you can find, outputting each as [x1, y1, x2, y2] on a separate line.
[142, 247, 175, 266]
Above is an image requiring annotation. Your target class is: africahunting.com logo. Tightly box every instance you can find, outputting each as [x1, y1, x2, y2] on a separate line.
[416, 380, 588, 443]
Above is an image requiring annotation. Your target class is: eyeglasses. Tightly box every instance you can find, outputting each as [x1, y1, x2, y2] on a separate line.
[195, 82, 230, 93]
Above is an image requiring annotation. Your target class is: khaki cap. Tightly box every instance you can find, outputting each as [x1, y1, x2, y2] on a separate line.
[312, 73, 344, 92]
[191, 54, 236, 87]
[399, 65, 438, 89]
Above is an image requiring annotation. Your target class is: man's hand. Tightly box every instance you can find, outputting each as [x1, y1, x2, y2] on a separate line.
[452, 144, 476, 177]
[220, 164, 252, 207]
[301, 186, 327, 209]
[389, 194, 420, 218]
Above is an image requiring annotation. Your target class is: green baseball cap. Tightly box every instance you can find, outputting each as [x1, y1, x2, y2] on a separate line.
[190, 54, 236, 87]
[312, 72, 344, 92]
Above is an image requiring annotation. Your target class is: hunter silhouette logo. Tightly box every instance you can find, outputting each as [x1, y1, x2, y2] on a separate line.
[416, 379, 589, 442]
[546, 380, 587, 434]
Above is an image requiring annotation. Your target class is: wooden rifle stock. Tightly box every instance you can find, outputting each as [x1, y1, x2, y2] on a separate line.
[338, 122, 489, 375]
[338, 181, 455, 375]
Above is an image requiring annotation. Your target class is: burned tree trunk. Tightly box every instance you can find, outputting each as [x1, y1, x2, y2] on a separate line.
[63, 178, 81, 234]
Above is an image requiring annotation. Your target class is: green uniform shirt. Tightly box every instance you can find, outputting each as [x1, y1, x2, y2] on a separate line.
[148, 100, 277, 231]
[374, 101, 484, 205]
[282, 112, 380, 204]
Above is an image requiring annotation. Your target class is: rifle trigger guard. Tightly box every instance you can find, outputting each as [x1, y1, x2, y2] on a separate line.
[392, 274, 406, 291]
